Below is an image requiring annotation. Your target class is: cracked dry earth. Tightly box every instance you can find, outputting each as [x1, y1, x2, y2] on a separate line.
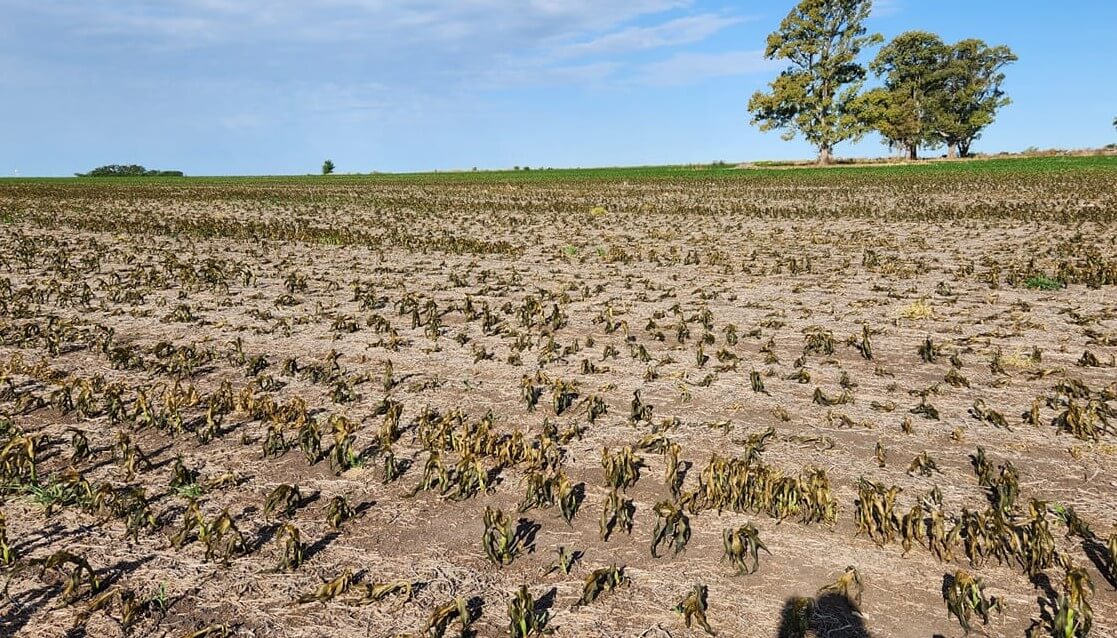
[0, 165, 1116, 638]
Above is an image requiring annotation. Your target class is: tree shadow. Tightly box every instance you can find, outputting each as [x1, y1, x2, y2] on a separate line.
[776, 593, 871, 638]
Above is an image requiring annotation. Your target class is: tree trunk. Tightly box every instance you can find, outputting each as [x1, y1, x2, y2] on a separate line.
[908, 145, 918, 161]
[947, 144, 958, 159]
[818, 146, 832, 165]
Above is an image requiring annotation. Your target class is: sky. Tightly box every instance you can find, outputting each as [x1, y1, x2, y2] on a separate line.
[1, 0, 1115, 176]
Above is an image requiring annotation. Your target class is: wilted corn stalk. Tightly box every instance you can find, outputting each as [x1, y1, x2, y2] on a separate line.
[482, 506, 518, 566]
[1053, 566, 1093, 638]
[325, 495, 353, 529]
[722, 524, 768, 575]
[907, 451, 940, 477]
[544, 546, 578, 576]
[519, 469, 557, 512]
[0, 511, 14, 566]
[576, 565, 629, 607]
[264, 484, 301, 520]
[818, 566, 863, 609]
[599, 488, 634, 541]
[781, 597, 813, 638]
[944, 569, 1001, 634]
[28, 550, 101, 603]
[296, 569, 352, 604]
[601, 446, 641, 490]
[664, 442, 683, 500]
[425, 597, 472, 638]
[855, 479, 901, 546]
[297, 421, 321, 465]
[650, 501, 690, 557]
[750, 370, 767, 394]
[274, 523, 305, 572]
[451, 452, 488, 500]
[674, 584, 715, 635]
[556, 474, 581, 524]
[631, 390, 652, 424]
[349, 579, 412, 606]
[1106, 530, 1117, 585]
[508, 585, 549, 638]
[202, 509, 246, 566]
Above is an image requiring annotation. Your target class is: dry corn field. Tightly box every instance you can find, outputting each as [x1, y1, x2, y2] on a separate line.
[1, 159, 1116, 638]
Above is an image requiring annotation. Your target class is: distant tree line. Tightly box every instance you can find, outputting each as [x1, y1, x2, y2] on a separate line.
[77, 164, 185, 177]
[748, 0, 1017, 163]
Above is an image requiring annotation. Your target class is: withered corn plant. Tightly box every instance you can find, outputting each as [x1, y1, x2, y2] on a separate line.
[483, 506, 519, 566]
[264, 484, 301, 520]
[576, 565, 628, 607]
[1053, 566, 1094, 638]
[1106, 530, 1117, 585]
[818, 566, 863, 609]
[650, 500, 690, 557]
[425, 597, 472, 638]
[349, 579, 412, 606]
[297, 569, 352, 604]
[0, 511, 15, 566]
[556, 474, 582, 524]
[544, 546, 579, 576]
[79, 586, 150, 632]
[855, 479, 901, 546]
[201, 509, 246, 566]
[674, 583, 715, 635]
[25, 550, 101, 604]
[325, 495, 353, 529]
[599, 489, 634, 542]
[907, 451, 940, 477]
[722, 524, 768, 575]
[508, 585, 550, 638]
[274, 523, 305, 571]
[601, 446, 641, 490]
[944, 570, 1002, 634]
[780, 597, 813, 638]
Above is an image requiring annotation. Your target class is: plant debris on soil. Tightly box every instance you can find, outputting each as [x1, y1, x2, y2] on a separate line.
[1, 160, 1116, 637]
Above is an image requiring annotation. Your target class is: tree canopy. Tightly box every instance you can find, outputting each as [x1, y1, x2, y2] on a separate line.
[929, 39, 1017, 157]
[748, 0, 882, 164]
[856, 31, 949, 159]
[748, 2, 1016, 162]
[77, 164, 184, 177]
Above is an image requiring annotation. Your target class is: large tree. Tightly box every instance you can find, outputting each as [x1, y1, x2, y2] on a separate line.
[930, 39, 1017, 158]
[748, 0, 882, 164]
[858, 31, 949, 160]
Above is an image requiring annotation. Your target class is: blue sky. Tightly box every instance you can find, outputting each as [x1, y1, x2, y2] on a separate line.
[2, 0, 1115, 176]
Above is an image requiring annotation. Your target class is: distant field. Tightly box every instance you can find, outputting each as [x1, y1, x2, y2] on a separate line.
[0, 158, 1115, 638]
[5, 153, 1117, 185]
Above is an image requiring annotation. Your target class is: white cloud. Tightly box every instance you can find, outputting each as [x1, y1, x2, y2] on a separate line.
[632, 50, 779, 86]
[553, 13, 747, 59]
[5, 0, 777, 92]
